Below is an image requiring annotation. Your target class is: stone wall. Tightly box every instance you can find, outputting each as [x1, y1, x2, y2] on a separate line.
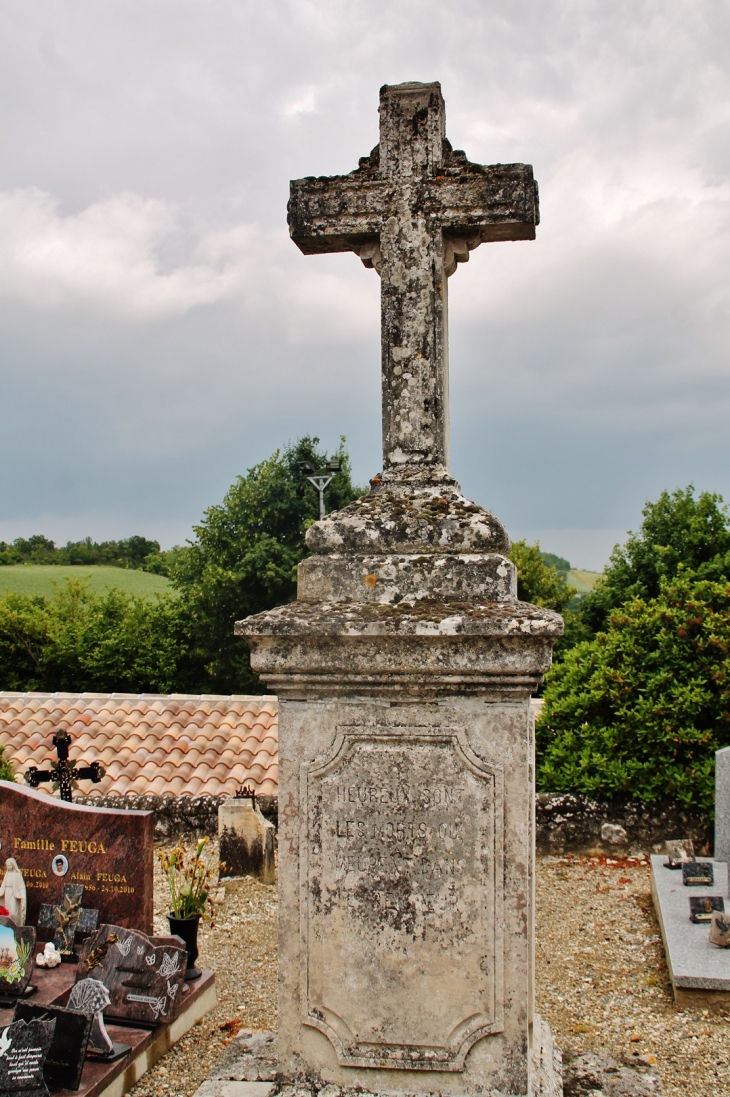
[536, 792, 712, 856]
[77, 790, 711, 855]
[75, 792, 278, 839]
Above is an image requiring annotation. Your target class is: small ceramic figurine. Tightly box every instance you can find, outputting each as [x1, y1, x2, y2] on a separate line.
[0, 858, 27, 926]
[35, 941, 62, 968]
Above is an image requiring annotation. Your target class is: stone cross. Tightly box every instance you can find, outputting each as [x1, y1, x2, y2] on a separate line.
[288, 80, 539, 476]
[240, 82, 563, 1097]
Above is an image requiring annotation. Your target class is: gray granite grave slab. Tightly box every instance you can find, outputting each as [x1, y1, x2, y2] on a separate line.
[193, 1084, 274, 1097]
[651, 855, 730, 993]
[715, 745, 730, 862]
[208, 1030, 277, 1082]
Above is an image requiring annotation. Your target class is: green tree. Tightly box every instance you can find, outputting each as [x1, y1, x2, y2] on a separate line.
[170, 436, 363, 694]
[541, 552, 571, 574]
[0, 581, 182, 693]
[509, 540, 576, 613]
[143, 545, 187, 577]
[537, 575, 730, 810]
[580, 486, 730, 636]
[0, 534, 163, 569]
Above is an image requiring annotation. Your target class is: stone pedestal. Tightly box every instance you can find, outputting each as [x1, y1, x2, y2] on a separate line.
[219, 799, 276, 885]
[238, 476, 562, 1097]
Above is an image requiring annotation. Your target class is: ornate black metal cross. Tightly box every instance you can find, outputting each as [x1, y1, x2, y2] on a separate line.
[25, 730, 105, 803]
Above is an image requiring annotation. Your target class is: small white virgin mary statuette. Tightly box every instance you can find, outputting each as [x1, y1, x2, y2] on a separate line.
[0, 858, 27, 926]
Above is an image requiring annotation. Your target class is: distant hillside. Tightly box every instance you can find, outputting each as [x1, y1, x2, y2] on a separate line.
[567, 569, 601, 595]
[0, 565, 172, 600]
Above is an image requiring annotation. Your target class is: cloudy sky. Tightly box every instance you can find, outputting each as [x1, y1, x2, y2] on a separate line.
[1, 1, 729, 569]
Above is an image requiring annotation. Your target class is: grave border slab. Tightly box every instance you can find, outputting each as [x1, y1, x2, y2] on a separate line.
[651, 854, 730, 1007]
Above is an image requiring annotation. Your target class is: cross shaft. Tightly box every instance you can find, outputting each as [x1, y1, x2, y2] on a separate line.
[288, 81, 539, 477]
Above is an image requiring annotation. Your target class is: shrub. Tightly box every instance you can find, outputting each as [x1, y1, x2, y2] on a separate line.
[537, 575, 730, 810]
[0, 581, 182, 693]
[0, 744, 14, 782]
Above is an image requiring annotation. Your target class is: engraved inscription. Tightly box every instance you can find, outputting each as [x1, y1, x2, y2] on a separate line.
[303, 727, 503, 1070]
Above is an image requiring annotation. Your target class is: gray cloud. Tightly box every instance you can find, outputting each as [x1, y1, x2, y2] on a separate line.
[1, 0, 729, 568]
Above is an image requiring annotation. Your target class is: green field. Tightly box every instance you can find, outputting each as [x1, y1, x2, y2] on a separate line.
[567, 569, 601, 595]
[0, 565, 172, 600]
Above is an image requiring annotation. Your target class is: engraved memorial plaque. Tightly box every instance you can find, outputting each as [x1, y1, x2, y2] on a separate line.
[0, 1018, 55, 1097]
[689, 896, 724, 923]
[0, 919, 35, 1000]
[682, 861, 714, 887]
[12, 1003, 92, 1092]
[710, 909, 730, 947]
[75, 924, 187, 1025]
[303, 726, 503, 1071]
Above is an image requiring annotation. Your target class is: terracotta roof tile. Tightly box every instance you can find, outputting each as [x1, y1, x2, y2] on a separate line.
[0, 693, 279, 799]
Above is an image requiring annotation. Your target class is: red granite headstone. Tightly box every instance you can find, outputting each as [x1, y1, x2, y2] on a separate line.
[0, 782, 153, 934]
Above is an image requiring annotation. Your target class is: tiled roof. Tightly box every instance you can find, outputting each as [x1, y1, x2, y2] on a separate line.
[0, 693, 278, 798]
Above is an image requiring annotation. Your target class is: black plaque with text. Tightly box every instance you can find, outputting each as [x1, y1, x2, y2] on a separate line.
[683, 861, 714, 886]
[12, 1003, 91, 1092]
[0, 1018, 55, 1097]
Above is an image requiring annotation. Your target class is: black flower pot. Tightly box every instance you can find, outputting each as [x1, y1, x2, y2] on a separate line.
[168, 913, 202, 980]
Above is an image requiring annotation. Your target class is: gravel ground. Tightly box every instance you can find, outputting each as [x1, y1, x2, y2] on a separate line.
[536, 853, 730, 1097]
[129, 846, 727, 1097]
[129, 840, 278, 1097]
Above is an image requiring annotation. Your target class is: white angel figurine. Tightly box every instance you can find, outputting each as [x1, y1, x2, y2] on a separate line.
[0, 859, 27, 926]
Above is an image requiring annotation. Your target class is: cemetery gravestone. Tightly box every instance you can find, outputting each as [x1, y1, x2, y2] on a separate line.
[0, 1018, 56, 1097]
[13, 1003, 92, 1091]
[219, 796, 275, 884]
[66, 979, 130, 1061]
[0, 782, 153, 933]
[75, 925, 187, 1026]
[238, 82, 563, 1097]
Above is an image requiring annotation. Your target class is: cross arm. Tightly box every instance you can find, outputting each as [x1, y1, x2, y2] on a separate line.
[431, 154, 540, 243]
[288, 171, 389, 256]
[76, 762, 105, 783]
[25, 767, 52, 787]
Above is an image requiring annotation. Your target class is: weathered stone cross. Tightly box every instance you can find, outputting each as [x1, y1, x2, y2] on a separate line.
[288, 81, 539, 477]
[242, 81, 562, 1097]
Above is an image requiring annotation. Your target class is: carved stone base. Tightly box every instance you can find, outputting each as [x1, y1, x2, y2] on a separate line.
[237, 478, 562, 1096]
[266, 688, 546, 1097]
